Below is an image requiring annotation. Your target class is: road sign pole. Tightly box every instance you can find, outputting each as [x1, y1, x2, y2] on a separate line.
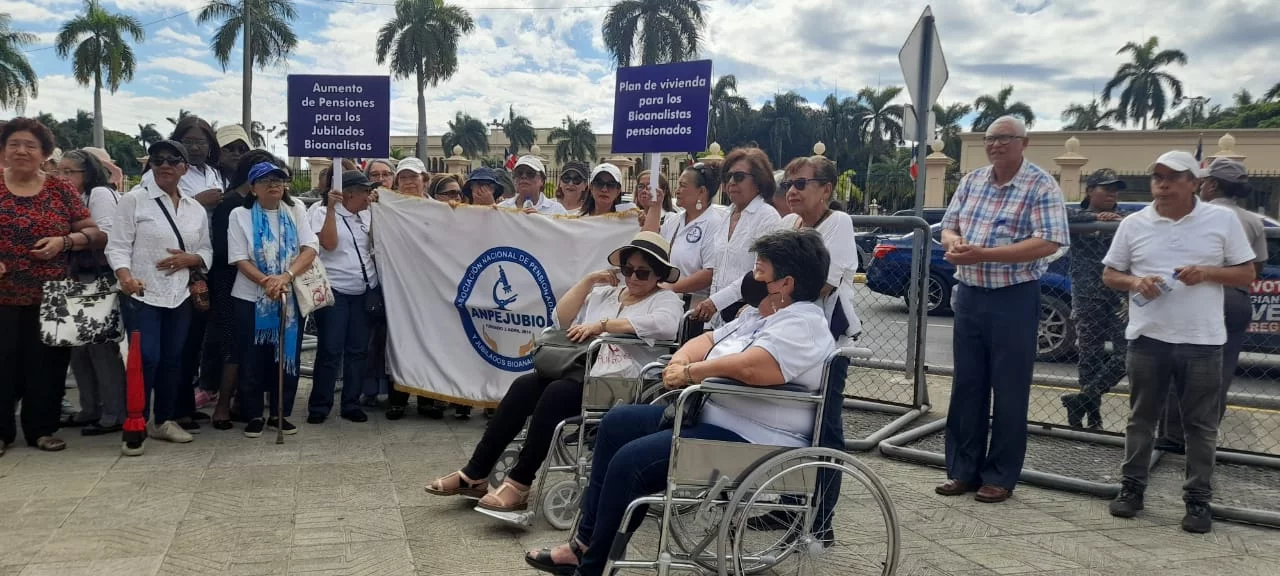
[905, 10, 935, 402]
[912, 13, 933, 217]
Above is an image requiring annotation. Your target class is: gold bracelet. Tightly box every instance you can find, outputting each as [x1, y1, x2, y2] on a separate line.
[286, 270, 296, 281]
[684, 364, 695, 385]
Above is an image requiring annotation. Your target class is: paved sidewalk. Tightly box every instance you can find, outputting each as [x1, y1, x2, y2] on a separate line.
[2, 389, 1279, 575]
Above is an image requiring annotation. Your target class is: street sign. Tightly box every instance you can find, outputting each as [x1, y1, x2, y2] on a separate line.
[611, 60, 713, 154]
[903, 104, 937, 143]
[287, 74, 390, 158]
[898, 6, 948, 111]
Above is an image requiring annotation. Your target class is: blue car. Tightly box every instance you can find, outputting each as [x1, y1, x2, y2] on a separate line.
[866, 208, 1280, 362]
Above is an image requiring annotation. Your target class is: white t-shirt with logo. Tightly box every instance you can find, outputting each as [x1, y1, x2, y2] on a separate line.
[554, 285, 684, 377]
[660, 208, 727, 297]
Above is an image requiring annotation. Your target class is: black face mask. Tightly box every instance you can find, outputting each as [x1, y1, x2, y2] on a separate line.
[741, 271, 769, 308]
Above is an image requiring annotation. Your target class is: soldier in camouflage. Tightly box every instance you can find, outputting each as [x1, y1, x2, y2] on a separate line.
[1061, 169, 1132, 429]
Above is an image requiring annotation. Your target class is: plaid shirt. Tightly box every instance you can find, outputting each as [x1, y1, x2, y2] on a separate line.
[940, 160, 1070, 289]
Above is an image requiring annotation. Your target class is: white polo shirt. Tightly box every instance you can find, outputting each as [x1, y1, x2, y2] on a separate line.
[1102, 200, 1255, 345]
[660, 208, 726, 297]
[708, 195, 782, 312]
[308, 202, 378, 296]
[498, 193, 568, 215]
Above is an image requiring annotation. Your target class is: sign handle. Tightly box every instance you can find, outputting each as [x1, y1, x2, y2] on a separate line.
[332, 157, 343, 195]
[647, 152, 660, 197]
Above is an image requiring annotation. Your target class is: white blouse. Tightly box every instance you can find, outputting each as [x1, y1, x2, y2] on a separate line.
[660, 208, 727, 297]
[556, 285, 684, 377]
[780, 212, 863, 342]
[708, 195, 782, 312]
[308, 202, 377, 295]
[699, 301, 836, 447]
[227, 201, 320, 302]
[138, 163, 224, 199]
[106, 184, 213, 309]
[83, 186, 120, 235]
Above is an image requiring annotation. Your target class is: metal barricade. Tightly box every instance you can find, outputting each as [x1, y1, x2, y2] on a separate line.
[843, 215, 932, 450]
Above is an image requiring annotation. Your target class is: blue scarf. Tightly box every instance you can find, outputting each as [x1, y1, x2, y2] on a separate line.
[251, 201, 300, 375]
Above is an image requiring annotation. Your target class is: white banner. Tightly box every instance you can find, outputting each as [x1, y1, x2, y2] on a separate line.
[371, 193, 640, 406]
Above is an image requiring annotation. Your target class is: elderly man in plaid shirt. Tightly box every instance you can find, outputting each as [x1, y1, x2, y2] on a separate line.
[935, 116, 1071, 503]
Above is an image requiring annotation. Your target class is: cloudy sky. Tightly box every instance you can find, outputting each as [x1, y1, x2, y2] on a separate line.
[9, 0, 1280, 156]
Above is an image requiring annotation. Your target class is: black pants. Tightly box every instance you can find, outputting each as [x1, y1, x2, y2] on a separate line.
[0, 305, 72, 446]
[178, 307, 209, 416]
[233, 299, 301, 421]
[462, 372, 583, 486]
[1074, 296, 1128, 398]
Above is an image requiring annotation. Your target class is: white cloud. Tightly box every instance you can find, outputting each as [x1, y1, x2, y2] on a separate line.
[7, 1, 57, 22]
[141, 56, 224, 78]
[155, 26, 206, 48]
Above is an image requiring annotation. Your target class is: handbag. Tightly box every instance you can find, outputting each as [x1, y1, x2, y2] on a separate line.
[531, 329, 589, 383]
[294, 257, 335, 317]
[340, 215, 383, 317]
[40, 276, 125, 346]
[154, 198, 210, 312]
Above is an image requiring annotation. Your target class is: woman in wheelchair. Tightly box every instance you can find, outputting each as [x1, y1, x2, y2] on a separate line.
[526, 229, 836, 576]
[426, 231, 684, 513]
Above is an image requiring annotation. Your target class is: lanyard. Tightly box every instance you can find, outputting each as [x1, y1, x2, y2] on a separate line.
[339, 214, 376, 289]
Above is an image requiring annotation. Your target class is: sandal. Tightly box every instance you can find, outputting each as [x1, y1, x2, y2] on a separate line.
[425, 471, 487, 498]
[35, 436, 67, 452]
[476, 481, 529, 512]
[525, 539, 584, 575]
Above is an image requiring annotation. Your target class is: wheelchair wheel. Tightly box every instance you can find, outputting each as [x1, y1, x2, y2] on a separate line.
[719, 447, 900, 576]
[541, 479, 582, 531]
[488, 448, 520, 488]
[664, 487, 728, 572]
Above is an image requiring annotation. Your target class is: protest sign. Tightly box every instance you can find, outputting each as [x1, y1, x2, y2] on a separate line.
[287, 74, 390, 158]
[611, 60, 713, 154]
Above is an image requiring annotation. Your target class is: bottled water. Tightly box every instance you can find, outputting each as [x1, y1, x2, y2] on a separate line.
[1132, 274, 1179, 307]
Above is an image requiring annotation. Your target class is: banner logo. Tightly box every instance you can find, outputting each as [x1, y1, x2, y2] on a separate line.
[456, 247, 557, 371]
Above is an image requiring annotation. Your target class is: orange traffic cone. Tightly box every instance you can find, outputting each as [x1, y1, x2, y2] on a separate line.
[122, 331, 146, 456]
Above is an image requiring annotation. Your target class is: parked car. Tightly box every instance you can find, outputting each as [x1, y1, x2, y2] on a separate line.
[854, 208, 948, 272]
[865, 210, 1280, 362]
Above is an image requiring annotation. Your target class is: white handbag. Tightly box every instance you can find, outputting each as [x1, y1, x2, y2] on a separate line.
[39, 277, 125, 346]
[293, 258, 335, 317]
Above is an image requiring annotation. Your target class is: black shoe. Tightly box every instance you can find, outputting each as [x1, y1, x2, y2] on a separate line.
[386, 406, 406, 421]
[1109, 483, 1145, 518]
[307, 413, 327, 425]
[267, 417, 298, 435]
[1061, 393, 1085, 428]
[418, 403, 444, 419]
[81, 423, 122, 436]
[1153, 438, 1186, 455]
[453, 405, 471, 420]
[341, 409, 368, 423]
[1182, 501, 1213, 533]
[212, 420, 233, 431]
[178, 419, 201, 434]
[244, 419, 265, 438]
[190, 411, 211, 421]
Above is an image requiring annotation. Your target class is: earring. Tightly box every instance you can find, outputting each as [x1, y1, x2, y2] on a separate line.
[696, 199, 703, 210]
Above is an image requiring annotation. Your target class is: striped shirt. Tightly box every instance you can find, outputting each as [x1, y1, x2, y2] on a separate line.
[940, 160, 1070, 289]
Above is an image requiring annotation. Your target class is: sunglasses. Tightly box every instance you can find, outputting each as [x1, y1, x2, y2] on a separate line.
[726, 171, 753, 184]
[514, 169, 540, 179]
[592, 179, 621, 190]
[151, 156, 186, 167]
[560, 174, 584, 185]
[256, 177, 289, 187]
[781, 178, 828, 191]
[619, 265, 654, 281]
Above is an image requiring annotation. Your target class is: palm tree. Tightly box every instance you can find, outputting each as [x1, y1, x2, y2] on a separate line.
[971, 85, 1035, 131]
[376, 0, 475, 162]
[709, 75, 749, 145]
[855, 86, 905, 159]
[166, 109, 192, 126]
[1103, 36, 1187, 130]
[442, 112, 489, 158]
[275, 121, 287, 139]
[868, 148, 915, 211]
[497, 105, 535, 154]
[820, 94, 865, 159]
[601, 0, 705, 67]
[249, 120, 269, 147]
[136, 123, 163, 146]
[198, 0, 298, 129]
[1266, 82, 1280, 102]
[760, 92, 808, 167]
[932, 102, 970, 158]
[1233, 89, 1254, 107]
[1060, 99, 1116, 131]
[55, 0, 144, 148]
[548, 116, 597, 164]
[0, 13, 38, 112]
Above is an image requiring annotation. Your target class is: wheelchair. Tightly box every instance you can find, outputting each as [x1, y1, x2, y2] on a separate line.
[476, 313, 695, 529]
[603, 346, 902, 576]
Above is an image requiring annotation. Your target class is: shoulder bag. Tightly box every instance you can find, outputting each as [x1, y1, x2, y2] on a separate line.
[288, 205, 334, 316]
[154, 197, 210, 312]
[340, 215, 383, 317]
[40, 189, 124, 346]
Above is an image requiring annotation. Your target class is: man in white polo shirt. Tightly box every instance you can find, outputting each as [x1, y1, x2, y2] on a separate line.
[498, 155, 567, 215]
[1101, 150, 1256, 533]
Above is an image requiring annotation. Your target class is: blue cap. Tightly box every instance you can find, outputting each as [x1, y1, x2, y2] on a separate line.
[248, 162, 289, 184]
[463, 167, 503, 199]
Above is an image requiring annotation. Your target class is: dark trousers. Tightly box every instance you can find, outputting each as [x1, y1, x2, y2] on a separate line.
[462, 372, 583, 486]
[69, 341, 126, 427]
[198, 310, 223, 393]
[1160, 287, 1252, 443]
[234, 299, 301, 421]
[1074, 295, 1128, 397]
[0, 305, 72, 446]
[178, 307, 208, 416]
[1122, 336, 1222, 503]
[308, 291, 372, 417]
[574, 405, 744, 576]
[945, 281, 1040, 490]
[123, 299, 192, 424]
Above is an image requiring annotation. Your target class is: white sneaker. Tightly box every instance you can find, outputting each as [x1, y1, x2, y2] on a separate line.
[151, 420, 194, 443]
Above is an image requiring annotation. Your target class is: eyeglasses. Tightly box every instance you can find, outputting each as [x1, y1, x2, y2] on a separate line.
[781, 178, 827, 191]
[726, 171, 753, 184]
[560, 174, 584, 185]
[592, 179, 621, 191]
[982, 135, 1024, 145]
[150, 156, 186, 167]
[52, 168, 84, 177]
[619, 266, 653, 281]
[435, 190, 462, 200]
[514, 169, 540, 180]
[256, 177, 289, 187]
[368, 171, 393, 180]
[179, 138, 208, 149]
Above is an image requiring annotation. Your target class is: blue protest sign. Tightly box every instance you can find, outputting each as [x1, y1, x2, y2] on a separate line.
[611, 60, 712, 154]
[287, 74, 390, 158]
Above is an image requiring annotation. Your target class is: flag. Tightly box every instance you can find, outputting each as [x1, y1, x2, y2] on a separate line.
[504, 148, 518, 170]
[370, 194, 638, 405]
[909, 143, 920, 180]
[1195, 135, 1204, 168]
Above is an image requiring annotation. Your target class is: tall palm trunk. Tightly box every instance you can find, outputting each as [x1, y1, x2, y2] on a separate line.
[241, 0, 252, 130]
[415, 67, 427, 162]
[93, 71, 104, 147]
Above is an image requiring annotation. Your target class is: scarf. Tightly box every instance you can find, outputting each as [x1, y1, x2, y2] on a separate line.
[250, 201, 300, 375]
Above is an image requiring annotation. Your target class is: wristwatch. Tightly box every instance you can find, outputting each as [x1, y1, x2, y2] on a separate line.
[599, 318, 608, 333]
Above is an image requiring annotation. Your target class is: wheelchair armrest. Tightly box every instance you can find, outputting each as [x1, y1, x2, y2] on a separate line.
[658, 354, 673, 364]
[688, 379, 821, 405]
[838, 346, 873, 360]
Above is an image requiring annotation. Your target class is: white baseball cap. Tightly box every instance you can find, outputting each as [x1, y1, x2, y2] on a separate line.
[514, 155, 545, 175]
[1147, 150, 1204, 178]
[396, 157, 427, 176]
[590, 163, 623, 185]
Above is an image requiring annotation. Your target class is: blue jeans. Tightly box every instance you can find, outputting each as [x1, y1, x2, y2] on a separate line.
[234, 298, 301, 421]
[308, 290, 372, 417]
[945, 281, 1040, 490]
[123, 298, 192, 424]
[575, 404, 744, 576]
